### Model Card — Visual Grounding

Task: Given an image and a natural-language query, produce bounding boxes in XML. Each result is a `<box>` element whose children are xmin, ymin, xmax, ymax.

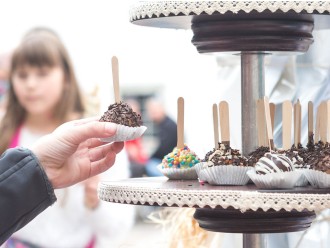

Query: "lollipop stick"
<box><xmin>177</xmin><ymin>97</ymin><xmax>184</xmax><ymax>149</ymax></box>
<box><xmin>258</xmin><ymin>98</ymin><xmax>268</xmax><ymax>146</ymax></box>
<box><xmin>320</xmin><ymin>101</ymin><xmax>327</xmax><ymax>143</ymax></box>
<box><xmin>327</xmin><ymin>100</ymin><xmax>330</xmax><ymax>143</ymax></box>
<box><xmin>315</xmin><ymin>103</ymin><xmax>321</xmax><ymax>143</ymax></box>
<box><xmin>256</xmin><ymin>99</ymin><xmax>263</xmax><ymax>147</ymax></box>
<box><xmin>270</xmin><ymin>102</ymin><xmax>276</xmax><ymax>136</ymax></box>
<box><xmin>219</xmin><ymin>101</ymin><xmax>230</xmax><ymax>147</ymax></box>
<box><xmin>212</xmin><ymin>104</ymin><xmax>220</xmax><ymax>149</ymax></box>
<box><xmin>308</xmin><ymin>101</ymin><xmax>313</xmax><ymax>143</ymax></box>
<box><xmin>294</xmin><ymin>100</ymin><xmax>301</xmax><ymax>147</ymax></box>
<box><xmin>282</xmin><ymin>100</ymin><xmax>292</xmax><ymax>150</ymax></box>
<box><xmin>263</xmin><ymin>96</ymin><xmax>274</xmax><ymax>151</ymax></box>
<box><xmin>112</xmin><ymin>56</ymin><xmax>120</xmax><ymax>103</ymax></box>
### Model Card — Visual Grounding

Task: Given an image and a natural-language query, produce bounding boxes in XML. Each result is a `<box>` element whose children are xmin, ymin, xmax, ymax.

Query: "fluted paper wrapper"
<box><xmin>294</xmin><ymin>169</ymin><xmax>309</xmax><ymax>187</ymax></box>
<box><xmin>202</xmin><ymin>165</ymin><xmax>253</xmax><ymax>185</ymax></box>
<box><xmin>194</xmin><ymin>162</ymin><xmax>208</xmax><ymax>181</ymax></box>
<box><xmin>100</xmin><ymin>125</ymin><xmax>147</xmax><ymax>142</ymax></box>
<box><xmin>304</xmin><ymin>169</ymin><xmax>330</xmax><ymax>188</ymax></box>
<box><xmin>247</xmin><ymin>170</ymin><xmax>302</xmax><ymax>189</ymax></box>
<box><xmin>157</xmin><ymin>164</ymin><xmax>198</xmax><ymax>180</ymax></box>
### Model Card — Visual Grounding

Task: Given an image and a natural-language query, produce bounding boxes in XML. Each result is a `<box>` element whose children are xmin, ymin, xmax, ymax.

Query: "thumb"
<box><xmin>57</xmin><ymin>121</ymin><xmax>117</xmax><ymax>145</ymax></box>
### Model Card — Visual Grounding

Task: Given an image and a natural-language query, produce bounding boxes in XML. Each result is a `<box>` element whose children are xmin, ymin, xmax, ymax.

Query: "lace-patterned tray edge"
<box><xmin>98</xmin><ymin>183</ymin><xmax>330</xmax><ymax>213</ymax></box>
<box><xmin>129</xmin><ymin>1</ymin><xmax>330</xmax><ymax>21</ymax></box>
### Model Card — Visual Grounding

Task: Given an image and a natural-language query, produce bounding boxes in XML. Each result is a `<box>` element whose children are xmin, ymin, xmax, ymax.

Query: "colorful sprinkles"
<box><xmin>162</xmin><ymin>145</ymin><xmax>200</xmax><ymax>169</ymax></box>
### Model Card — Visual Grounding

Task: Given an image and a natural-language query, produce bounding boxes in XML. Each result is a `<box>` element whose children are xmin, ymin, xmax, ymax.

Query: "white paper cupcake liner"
<box><xmin>157</xmin><ymin>164</ymin><xmax>198</xmax><ymax>180</ymax></box>
<box><xmin>100</xmin><ymin>125</ymin><xmax>147</xmax><ymax>142</ymax></box>
<box><xmin>303</xmin><ymin>169</ymin><xmax>330</xmax><ymax>188</ymax></box>
<box><xmin>194</xmin><ymin>162</ymin><xmax>208</xmax><ymax>181</ymax></box>
<box><xmin>247</xmin><ymin>170</ymin><xmax>302</xmax><ymax>189</ymax></box>
<box><xmin>201</xmin><ymin>165</ymin><xmax>253</xmax><ymax>186</ymax></box>
<box><xmin>294</xmin><ymin>169</ymin><xmax>309</xmax><ymax>187</ymax></box>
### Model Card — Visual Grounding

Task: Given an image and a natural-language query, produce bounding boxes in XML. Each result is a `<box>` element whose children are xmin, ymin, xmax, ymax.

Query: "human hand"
<box><xmin>30</xmin><ymin>117</ymin><xmax>124</xmax><ymax>189</ymax></box>
<box><xmin>84</xmin><ymin>175</ymin><xmax>100</xmax><ymax>210</ymax></box>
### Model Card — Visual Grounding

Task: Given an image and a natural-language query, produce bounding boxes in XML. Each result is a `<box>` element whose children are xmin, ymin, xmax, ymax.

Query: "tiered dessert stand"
<box><xmin>98</xmin><ymin>2</ymin><xmax>330</xmax><ymax>248</ymax></box>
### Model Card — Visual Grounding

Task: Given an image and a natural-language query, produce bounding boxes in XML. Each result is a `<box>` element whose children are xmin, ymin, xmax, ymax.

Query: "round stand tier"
<box><xmin>194</xmin><ymin>208</ymin><xmax>315</xmax><ymax>233</ymax></box>
<box><xmin>99</xmin><ymin>177</ymin><xmax>330</xmax><ymax>233</ymax></box>
<box><xmin>130</xmin><ymin>1</ymin><xmax>330</xmax><ymax>54</ymax></box>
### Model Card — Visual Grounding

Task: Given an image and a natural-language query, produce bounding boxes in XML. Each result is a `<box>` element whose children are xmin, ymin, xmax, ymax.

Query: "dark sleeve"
<box><xmin>0</xmin><ymin>148</ymin><xmax>57</xmax><ymax>245</ymax></box>
<box><xmin>152</xmin><ymin>117</ymin><xmax>178</xmax><ymax>160</ymax></box>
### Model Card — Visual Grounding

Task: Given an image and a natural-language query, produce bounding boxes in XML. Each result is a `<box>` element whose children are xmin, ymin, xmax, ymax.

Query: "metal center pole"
<box><xmin>241</xmin><ymin>52</ymin><xmax>266</xmax><ymax>248</ymax></box>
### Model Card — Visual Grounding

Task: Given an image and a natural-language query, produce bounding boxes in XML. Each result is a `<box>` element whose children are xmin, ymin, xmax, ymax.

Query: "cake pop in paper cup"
<box><xmin>158</xmin><ymin>144</ymin><xmax>200</xmax><ymax>180</ymax></box>
<box><xmin>99</xmin><ymin>101</ymin><xmax>147</xmax><ymax>142</ymax></box>
<box><xmin>99</xmin><ymin>56</ymin><xmax>146</xmax><ymax>142</ymax></box>
<box><xmin>247</xmin><ymin>152</ymin><xmax>302</xmax><ymax>189</ymax></box>
<box><xmin>198</xmin><ymin>102</ymin><xmax>252</xmax><ymax>185</ymax></box>
<box><xmin>200</xmin><ymin>142</ymin><xmax>252</xmax><ymax>185</ymax></box>
<box><xmin>158</xmin><ymin>97</ymin><xmax>200</xmax><ymax>180</ymax></box>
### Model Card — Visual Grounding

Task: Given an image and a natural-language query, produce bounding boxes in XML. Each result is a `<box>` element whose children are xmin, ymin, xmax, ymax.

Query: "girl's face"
<box><xmin>12</xmin><ymin>65</ymin><xmax>65</xmax><ymax>116</ymax></box>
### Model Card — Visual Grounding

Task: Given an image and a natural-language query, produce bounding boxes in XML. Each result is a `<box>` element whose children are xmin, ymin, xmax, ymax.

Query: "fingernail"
<box><xmin>104</xmin><ymin>123</ymin><xmax>117</xmax><ymax>134</ymax></box>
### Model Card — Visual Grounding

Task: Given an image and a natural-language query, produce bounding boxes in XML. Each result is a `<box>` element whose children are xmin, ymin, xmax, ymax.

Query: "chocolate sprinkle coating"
<box><xmin>304</xmin><ymin>140</ymin><xmax>330</xmax><ymax>174</ymax></box>
<box><xmin>203</xmin><ymin>142</ymin><xmax>249</xmax><ymax>167</ymax></box>
<box><xmin>247</xmin><ymin>146</ymin><xmax>270</xmax><ymax>167</ymax></box>
<box><xmin>99</xmin><ymin>101</ymin><xmax>143</xmax><ymax>127</ymax></box>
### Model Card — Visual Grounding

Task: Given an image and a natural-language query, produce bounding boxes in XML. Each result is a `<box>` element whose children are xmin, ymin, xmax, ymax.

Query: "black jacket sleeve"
<box><xmin>0</xmin><ymin>148</ymin><xmax>57</xmax><ymax>245</ymax></box>
<box><xmin>152</xmin><ymin>116</ymin><xmax>178</xmax><ymax>160</ymax></box>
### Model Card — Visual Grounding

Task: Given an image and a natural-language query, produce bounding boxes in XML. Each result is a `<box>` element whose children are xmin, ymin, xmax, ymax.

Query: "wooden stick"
<box><xmin>112</xmin><ymin>56</ymin><xmax>120</xmax><ymax>103</ymax></box>
<box><xmin>263</xmin><ymin>96</ymin><xmax>274</xmax><ymax>150</ymax></box>
<box><xmin>256</xmin><ymin>99</ymin><xmax>263</xmax><ymax>147</ymax></box>
<box><xmin>327</xmin><ymin>100</ymin><xmax>330</xmax><ymax>143</ymax></box>
<box><xmin>315</xmin><ymin>103</ymin><xmax>321</xmax><ymax>143</ymax></box>
<box><xmin>282</xmin><ymin>100</ymin><xmax>292</xmax><ymax>150</ymax></box>
<box><xmin>219</xmin><ymin>101</ymin><xmax>230</xmax><ymax>146</ymax></box>
<box><xmin>258</xmin><ymin>98</ymin><xmax>268</xmax><ymax>146</ymax></box>
<box><xmin>308</xmin><ymin>101</ymin><xmax>313</xmax><ymax>143</ymax></box>
<box><xmin>294</xmin><ymin>100</ymin><xmax>301</xmax><ymax>147</ymax></box>
<box><xmin>270</xmin><ymin>102</ymin><xmax>276</xmax><ymax>136</ymax></box>
<box><xmin>320</xmin><ymin>102</ymin><xmax>327</xmax><ymax>143</ymax></box>
<box><xmin>177</xmin><ymin>97</ymin><xmax>185</xmax><ymax>149</ymax></box>
<box><xmin>212</xmin><ymin>104</ymin><xmax>220</xmax><ymax>149</ymax></box>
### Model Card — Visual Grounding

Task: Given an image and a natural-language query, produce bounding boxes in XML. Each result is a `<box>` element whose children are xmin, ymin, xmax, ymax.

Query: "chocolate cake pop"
<box><xmin>99</xmin><ymin>101</ymin><xmax>142</xmax><ymax>127</ymax></box>
<box><xmin>203</xmin><ymin>143</ymin><xmax>248</xmax><ymax>167</ymax></box>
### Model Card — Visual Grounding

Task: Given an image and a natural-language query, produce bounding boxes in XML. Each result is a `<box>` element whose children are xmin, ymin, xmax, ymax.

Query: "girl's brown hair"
<box><xmin>0</xmin><ymin>27</ymin><xmax>85</xmax><ymax>154</ymax></box>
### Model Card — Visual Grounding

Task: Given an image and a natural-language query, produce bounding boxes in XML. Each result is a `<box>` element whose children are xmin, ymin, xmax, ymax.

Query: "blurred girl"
<box><xmin>0</xmin><ymin>27</ymin><xmax>134</xmax><ymax>248</ymax></box>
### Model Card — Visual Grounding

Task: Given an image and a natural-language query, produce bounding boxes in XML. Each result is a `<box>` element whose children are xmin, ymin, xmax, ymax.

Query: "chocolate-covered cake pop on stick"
<box><xmin>304</xmin><ymin>100</ymin><xmax>330</xmax><ymax>188</ymax></box>
<box><xmin>200</xmin><ymin>101</ymin><xmax>251</xmax><ymax>185</ymax></box>
<box><xmin>282</xmin><ymin>100</ymin><xmax>309</xmax><ymax>186</ymax></box>
<box><xmin>247</xmin><ymin>96</ymin><xmax>301</xmax><ymax>189</ymax></box>
<box><xmin>99</xmin><ymin>56</ymin><xmax>147</xmax><ymax>142</ymax></box>
<box><xmin>159</xmin><ymin>97</ymin><xmax>200</xmax><ymax>180</ymax></box>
